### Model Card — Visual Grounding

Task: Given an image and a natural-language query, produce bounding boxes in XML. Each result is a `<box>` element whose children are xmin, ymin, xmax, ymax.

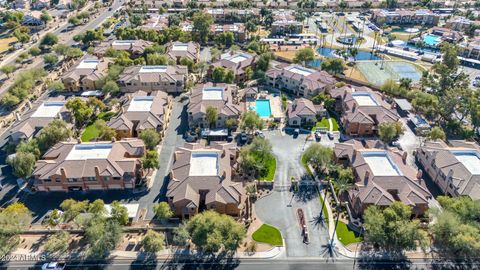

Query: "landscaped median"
<box><xmin>257</xmin><ymin>154</ymin><xmax>276</xmax><ymax>182</ymax></box>
<box><xmin>252</xmin><ymin>224</ymin><xmax>283</xmax><ymax>246</ymax></box>
<box><xmin>312</xmin><ymin>118</ymin><xmax>339</xmax><ymax>132</ymax></box>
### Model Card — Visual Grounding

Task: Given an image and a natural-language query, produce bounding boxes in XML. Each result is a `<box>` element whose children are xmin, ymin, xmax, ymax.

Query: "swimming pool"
<box><xmin>255</xmin><ymin>99</ymin><xmax>271</xmax><ymax>118</ymax></box>
<box><xmin>423</xmin><ymin>34</ymin><xmax>441</xmax><ymax>46</ymax></box>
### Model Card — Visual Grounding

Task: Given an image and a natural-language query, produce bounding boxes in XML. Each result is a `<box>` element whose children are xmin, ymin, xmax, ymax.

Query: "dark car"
<box><xmin>184</xmin><ymin>132</ymin><xmax>197</xmax><ymax>142</ymax></box>
<box><xmin>239</xmin><ymin>132</ymin><xmax>248</xmax><ymax>144</ymax></box>
<box><xmin>315</xmin><ymin>131</ymin><xmax>321</xmax><ymax>141</ymax></box>
<box><xmin>293</xmin><ymin>128</ymin><xmax>300</xmax><ymax>138</ymax></box>
<box><xmin>327</xmin><ymin>132</ymin><xmax>334</xmax><ymax>140</ymax></box>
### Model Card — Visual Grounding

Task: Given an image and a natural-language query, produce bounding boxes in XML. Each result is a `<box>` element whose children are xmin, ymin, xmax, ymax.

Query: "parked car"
<box><xmin>390</xmin><ymin>141</ymin><xmax>403</xmax><ymax>150</ymax></box>
<box><xmin>327</xmin><ymin>132</ymin><xmax>334</xmax><ymax>140</ymax></box>
<box><xmin>293</xmin><ymin>128</ymin><xmax>300</xmax><ymax>138</ymax></box>
<box><xmin>42</xmin><ymin>262</ymin><xmax>65</xmax><ymax>270</ymax></box>
<box><xmin>315</xmin><ymin>131</ymin><xmax>321</xmax><ymax>141</ymax></box>
<box><xmin>240</xmin><ymin>132</ymin><xmax>248</xmax><ymax>144</ymax></box>
<box><xmin>255</xmin><ymin>130</ymin><xmax>265</xmax><ymax>138</ymax></box>
<box><xmin>184</xmin><ymin>131</ymin><xmax>197</xmax><ymax>142</ymax></box>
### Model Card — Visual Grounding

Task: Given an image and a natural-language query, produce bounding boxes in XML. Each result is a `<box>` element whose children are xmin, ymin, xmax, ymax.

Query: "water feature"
<box><xmin>316</xmin><ymin>48</ymin><xmax>382</xmax><ymax>61</ymax></box>
<box><xmin>254</xmin><ymin>99</ymin><xmax>272</xmax><ymax>118</ymax></box>
<box><xmin>423</xmin><ymin>34</ymin><xmax>441</xmax><ymax>47</ymax></box>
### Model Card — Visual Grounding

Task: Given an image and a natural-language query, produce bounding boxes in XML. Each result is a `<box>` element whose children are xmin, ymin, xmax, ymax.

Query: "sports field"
<box><xmin>356</xmin><ymin>60</ymin><xmax>424</xmax><ymax>86</ymax></box>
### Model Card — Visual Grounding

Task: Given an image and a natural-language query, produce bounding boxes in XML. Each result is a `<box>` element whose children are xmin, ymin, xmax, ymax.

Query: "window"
<box><xmin>103</xmin><ymin>176</ymin><xmax>110</xmax><ymax>182</ymax></box>
<box><xmin>86</xmin><ymin>177</ymin><xmax>96</xmax><ymax>181</ymax></box>
<box><xmin>113</xmin><ymin>177</ymin><xmax>121</xmax><ymax>181</ymax></box>
<box><xmin>67</xmin><ymin>178</ymin><xmax>77</xmax><ymax>182</ymax></box>
<box><xmin>44</xmin><ymin>179</ymin><xmax>52</xmax><ymax>182</ymax></box>
<box><xmin>55</xmin><ymin>178</ymin><xmax>61</xmax><ymax>183</ymax></box>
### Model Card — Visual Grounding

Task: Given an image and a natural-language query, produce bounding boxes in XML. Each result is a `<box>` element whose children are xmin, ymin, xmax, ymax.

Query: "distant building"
<box><xmin>22</xmin><ymin>12</ymin><xmax>46</xmax><ymax>31</ymax></box>
<box><xmin>32</xmin><ymin>0</ymin><xmax>50</xmax><ymax>9</ymax></box>
<box><xmin>8</xmin><ymin>100</ymin><xmax>69</xmax><ymax>142</ymax></box>
<box><xmin>32</xmin><ymin>139</ymin><xmax>146</xmax><ymax>192</ymax></box>
<box><xmin>335</xmin><ymin>139</ymin><xmax>431</xmax><ymax>217</ymax></box>
<box><xmin>167</xmin><ymin>142</ymin><xmax>244</xmax><ymax>218</ymax></box>
<box><xmin>287</xmin><ymin>98</ymin><xmax>325</xmax><ymax>127</ymax></box>
<box><xmin>445</xmin><ymin>16</ymin><xmax>480</xmax><ymax>32</ymax></box>
<box><xmin>460</xmin><ymin>37</ymin><xmax>480</xmax><ymax>60</ymax></box>
<box><xmin>165</xmin><ymin>41</ymin><xmax>200</xmax><ymax>64</ymax></box>
<box><xmin>187</xmin><ymin>83</ymin><xmax>242</xmax><ymax>129</ymax></box>
<box><xmin>430</xmin><ymin>27</ymin><xmax>464</xmax><ymax>43</ymax></box>
<box><xmin>61</xmin><ymin>57</ymin><xmax>111</xmax><ymax>92</ymax></box>
<box><xmin>108</xmin><ymin>91</ymin><xmax>171</xmax><ymax>139</ymax></box>
<box><xmin>266</xmin><ymin>64</ymin><xmax>336</xmax><ymax>97</ymax></box>
<box><xmin>416</xmin><ymin>140</ymin><xmax>480</xmax><ymax>200</ymax></box>
<box><xmin>271</xmin><ymin>10</ymin><xmax>303</xmax><ymax>36</ymax></box>
<box><xmin>93</xmin><ymin>40</ymin><xmax>154</xmax><ymax>58</ymax></box>
<box><xmin>371</xmin><ymin>9</ymin><xmax>439</xmax><ymax>26</ymax></box>
<box><xmin>210</xmin><ymin>23</ymin><xmax>247</xmax><ymax>42</ymax></box>
<box><xmin>329</xmin><ymin>86</ymin><xmax>400</xmax><ymax>136</ymax></box>
<box><xmin>118</xmin><ymin>65</ymin><xmax>188</xmax><ymax>93</ymax></box>
<box><xmin>140</xmin><ymin>14</ymin><xmax>170</xmax><ymax>31</ymax></box>
<box><xmin>208</xmin><ymin>52</ymin><xmax>256</xmax><ymax>83</ymax></box>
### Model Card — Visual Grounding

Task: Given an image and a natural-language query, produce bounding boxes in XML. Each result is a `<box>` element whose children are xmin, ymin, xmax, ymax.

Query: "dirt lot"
<box><xmin>0</xmin><ymin>37</ymin><xmax>17</xmax><ymax>54</ymax></box>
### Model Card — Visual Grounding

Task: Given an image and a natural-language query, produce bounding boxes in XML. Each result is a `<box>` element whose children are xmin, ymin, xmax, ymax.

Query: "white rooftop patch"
<box><xmin>31</xmin><ymin>101</ymin><xmax>65</xmax><ymax>118</ymax></box>
<box><xmin>202</xmin><ymin>87</ymin><xmax>224</xmax><ymax>100</ymax></box>
<box><xmin>140</xmin><ymin>66</ymin><xmax>167</xmax><ymax>73</ymax></box>
<box><xmin>112</xmin><ymin>40</ymin><xmax>135</xmax><ymax>45</ymax></box>
<box><xmin>77</xmin><ymin>59</ymin><xmax>99</xmax><ymax>69</ymax></box>
<box><xmin>225</xmin><ymin>53</ymin><xmax>251</xmax><ymax>63</ymax></box>
<box><xmin>451</xmin><ymin>150</ymin><xmax>480</xmax><ymax>175</ymax></box>
<box><xmin>65</xmin><ymin>144</ymin><xmax>112</xmax><ymax>160</ymax></box>
<box><xmin>127</xmin><ymin>96</ymin><xmax>154</xmax><ymax>112</ymax></box>
<box><xmin>189</xmin><ymin>151</ymin><xmax>219</xmax><ymax>176</ymax></box>
<box><xmin>172</xmin><ymin>44</ymin><xmax>189</xmax><ymax>51</ymax></box>
<box><xmin>362</xmin><ymin>152</ymin><xmax>402</xmax><ymax>176</ymax></box>
<box><xmin>352</xmin><ymin>92</ymin><xmax>378</xmax><ymax>106</ymax></box>
<box><xmin>286</xmin><ymin>65</ymin><xmax>314</xmax><ymax>76</ymax></box>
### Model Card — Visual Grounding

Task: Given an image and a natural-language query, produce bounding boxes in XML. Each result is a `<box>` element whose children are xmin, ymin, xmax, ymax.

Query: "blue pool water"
<box><xmin>423</xmin><ymin>34</ymin><xmax>441</xmax><ymax>46</ymax></box>
<box><xmin>255</xmin><ymin>99</ymin><xmax>271</xmax><ymax>117</ymax></box>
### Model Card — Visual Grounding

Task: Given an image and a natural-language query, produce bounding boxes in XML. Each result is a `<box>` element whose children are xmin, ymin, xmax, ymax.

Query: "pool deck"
<box><xmin>247</xmin><ymin>93</ymin><xmax>284</xmax><ymax>121</ymax></box>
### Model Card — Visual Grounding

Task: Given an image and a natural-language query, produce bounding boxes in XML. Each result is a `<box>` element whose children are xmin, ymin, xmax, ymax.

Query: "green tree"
<box><xmin>110</xmin><ymin>201</ymin><xmax>129</xmax><ymax>226</ymax></box>
<box><xmin>1</xmin><ymin>93</ymin><xmax>21</xmax><ymax>108</ymax></box>
<box><xmin>224</xmin><ymin>69</ymin><xmax>235</xmax><ymax>83</ymax></box>
<box><xmin>186</xmin><ymin>211</ymin><xmax>246</xmax><ymax>253</ymax></box>
<box><xmin>60</xmin><ymin>199</ymin><xmax>89</xmax><ymax>222</ymax></box>
<box><xmin>16</xmin><ymin>140</ymin><xmax>40</xmax><ymax>159</ymax></box>
<box><xmin>7</xmin><ymin>151</ymin><xmax>36</xmax><ymax>179</ymax></box>
<box><xmin>378</xmin><ymin>122</ymin><xmax>403</xmax><ymax>144</ymax></box>
<box><xmin>192</xmin><ymin>12</ymin><xmax>213</xmax><ymax>44</ymax></box>
<box><xmin>85</xmin><ymin>219</ymin><xmax>122</xmax><ymax>258</ymax></box>
<box><xmin>240</xmin><ymin>111</ymin><xmax>263</xmax><ymax>134</ymax></box>
<box><xmin>212</xmin><ymin>66</ymin><xmax>226</xmax><ymax>83</ymax></box>
<box><xmin>40</xmin><ymin>11</ymin><xmax>52</xmax><ymax>24</ymax></box>
<box><xmin>43</xmin><ymin>53</ymin><xmax>59</xmax><ymax>66</ymax></box>
<box><xmin>0</xmin><ymin>65</ymin><xmax>15</xmax><ymax>78</ymax></box>
<box><xmin>13</xmin><ymin>28</ymin><xmax>30</xmax><ymax>43</ymax></box>
<box><xmin>142</xmin><ymin>150</ymin><xmax>159</xmax><ymax>172</ymax></box>
<box><xmin>153</xmin><ymin>202</ymin><xmax>173</xmax><ymax>221</ymax></box>
<box><xmin>173</xmin><ymin>223</ymin><xmax>190</xmax><ymax>246</ymax></box>
<box><xmin>206</xmin><ymin>106</ymin><xmax>218</xmax><ymax>128</ymax></box>
<box><xmin>139</xmin><ymin>129</ymin><xmax>161</xmax><ymax>150</ymax></box>
<box><xmin>0</xmin><ymin>203</ymin><xmax>32</xmax><ymax>256</ymax></box>
<box><xmin>36</xmin><ymin>119</ymin><xmax>72</xmax><ymax>152</ymax></box>
<box><xmin>68</xmin><ymin>16</ymin><xmax>81</xmax><ymax>25</ymax></box>
<box><xmin>225</xmin><ymin>118</ymin><xmax>238</xmax><ymax>130</ymax></box>
<box><xmin>293</xmin><ymin>47</ymin><xmax>315</xmax><ymax>65</ymax></box>
<box><xmin>321</xmin><ymin>58</ymin><xmax>344</xmax><ymax>75</ymax></box>
<box><xmin>364</xmin><ymin>202</ymin><xmax>427</xmax><ymax>254</ymax></box>
<box><xmin>142</xmin><ymin>230</ymin><xmax>165</xmax><ymax>253</ymax></box>
<box><xmin>29</xmin><ymin>47</ymin><xmax>41</xmax><ymax>56</ymax></box>
<box><xmin>94</xmin><ymin>119</ymin><xmax>116</xmax><ymax>141</ymax></box>
<box><xmin>302</xmin><ymin>143</ymin><xmax>333</xmax><ymax>174</ymax></box>
<box><xmin>43</xmin><ymin>231</ymin><xmax>70</xmax><ymax>255</ymax></box>
<box><xmin>66</xmin><ymin>98</ymin><xmax>94</xmax><ymax>129</ymax></box>
<box><xmin>102</xmin><ymin>80</ymin><xmax>119</xmax><ymax>94</ymax></box>
<box><xmin>40</xmin><ymin>33</ymin><xmax>59</xmax><ymax>47</ymax></box>
<box><xmin>427</xmin><ymin>126</ymin><xmax>446</xmax><ymax>141</ymax></box>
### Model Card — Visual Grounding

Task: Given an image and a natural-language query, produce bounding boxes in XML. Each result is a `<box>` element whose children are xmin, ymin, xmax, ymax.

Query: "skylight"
<box><xmin>139</xmin><ymin>66</ymin><xmax>168</xmax><ymax>73</ymax></box>
<box><xmin>31</xmin><ymin>102</ymin><xmax>65</xmax><ymax>118</ymax></box>
<box><xmin>362</xmin><ymin>151</ymin><xmax>402</xmax><ymax>176</ymax></box>
<box><xmin>189</xmin><ymin>151</ymin><xmax>219</xmax><ymax>176</ymax></box>
<box><xmin>127</xmin><ymin>96</ymin><xmax>154</xmax><ymax>112</ymax></box>
<box><xmin>65</xmin><ymin>144</ymin><xmax>112</xmax><ymax>160</ymax></box>
<box><xmin>202</xmin><ymin>87</ymin><xmax>224</xmax><ymax>100</ymax></box>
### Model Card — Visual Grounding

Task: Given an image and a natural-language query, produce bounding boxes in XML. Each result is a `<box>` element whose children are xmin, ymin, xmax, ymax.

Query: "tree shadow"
<box><xmin>310</xmin><ymin>213</ymin><xmax>327</xmax><ymax>229</ymax></box>
<box><xmin>294</xmin><ymin>180</ymin><xmax>318</xmax><ymax>203</ymax></box>
<box><xmin>159</xmin><ymin>250</ymin><xmax>240</xmax><ymax>270</ymax></box>
<box><xmin>30</xmin><ymin>234</ymin><xmax>49</xmax><ymax>252</ymax></box>
<box><xmin>356</xmin><ymin>252</ymin><xmax>412</xmax><ymax>270</ymax></box>
<box><xmin>129</xmin><ymin>252</ymin><xmax>158</xmax><ymax>270</ymax></box>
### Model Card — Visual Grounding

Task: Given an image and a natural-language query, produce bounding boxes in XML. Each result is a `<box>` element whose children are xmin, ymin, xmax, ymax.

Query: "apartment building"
<box><xmin>445</xmin><ymin>16</ymin><xmax>480</xmax><ymax>32</ymax></box>
<box><xmin>165</xmin><ymin>41</ymin><xmax>200</xmax><ymax>64</ymax></box>
<box><xmin>416</xmin><ymin>140</ymin><xmax>480</xmax><ymax>200</ymax></box>
<box><xmin>140</xmin><ymin>13</ymin><xmax>170</xmax><ymax>31</ymax></box>
<box><xmin>329</xmin><ymin>86</ymin><xmax>400</xmax><ymax>136</ymax></box>
<box><xmin>460</xmin><ymin>38</ymin><xmax>480</xmax><ymax>60</ymax></box>
<box><xmin>208</xmin><ymin>52</ymin><xmax>256</xmax><ymax>83</ymax></box>
<box><xmin>287</xmin><ymin>98</ymin><xmax>325</xmax><ymax>127</ymax></box>
<box><xmin>61</xmin><ymin>57</ymin><xmax>111</xmax><ymax>92</ymax></box>
<box><xmin>187</xmin><ymin>83</ymin><xmax>242</xmax><ymax>129</ymax></box>
<box><xmin>266</xmin><ymin>64</ymin><xmax>336</xmax><ymax>97</ymax></box>
<box><xmin>108</xmin><ymin>91</ymin><xmax>171</xmax><ymax>139</ymax></box>
<box><xmin>371</xmin><ymin>9</ymin><xmax>439</xmax><ymax>26</ymax></box>
<box><xmin>335</xmin><ymin>139</ymin><xmax>432</xmax><ymax>217</ymax></box>
<box><xmin>32</xmin><ymin>139</ymin><xmax>146</xmax><ymax>192</ymax></box>
<box><xmin>8</xmin><ymin>100</ymin><xmax>69</xmax><ymax>142</ymax></box>
<box><xmin>167</xmin><ymin>142</ymin><xmax>244</xmax><ymax>218</ymax></box>
<box><xmin>211</xmin><ymin>23</ymin><xmax>247</xmax><ymax>42</ymax></box>
<box><xmin>118</xmin><ymin>65</ymin><xmax>188</xmax><ymax>93</ymax></box>
<box><xmin>93</xmin><ymin>40</ymin><xmax>154</xmax><ymax>58</ymax></box>
<box><xmin>271</xmin><ymin>10</ymin><xmax>303</xmax><ymax>36</ymax></box>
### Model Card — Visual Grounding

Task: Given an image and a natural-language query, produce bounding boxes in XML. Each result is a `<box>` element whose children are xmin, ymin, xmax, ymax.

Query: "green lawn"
<box><xmin>312</xmin><ymin>118</ymin><xmax>339</xmax><ymax>132</ymax></box>
<box><xmin>336</xmin><ymin>221</ymin><xmax>362</xmax><ymax>246</ymax></box>
<box><xmin>252</xmin><ymin>224</ymin><xmax>283</xmax><ymax>246</ymax></box>
<box><xmin>81</xmin><ymin>123</ymin><xmax>99</xmax><ymax>142</ymax></box>
<box><xmin>258</xmin><ymin>154</ymin><xmax>276</xmax><ymax>182</ymax></box>
<box><xmin>80</xmin><ymin>111</ymin><xmax>116</xmax><ymax>142</ymax></box>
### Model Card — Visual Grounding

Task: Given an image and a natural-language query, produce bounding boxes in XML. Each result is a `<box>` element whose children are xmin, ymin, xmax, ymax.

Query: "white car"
<box><xmin>42</xmin><ymin>262</ymin><xmax>65</xmax><ymax>270</ymax></box>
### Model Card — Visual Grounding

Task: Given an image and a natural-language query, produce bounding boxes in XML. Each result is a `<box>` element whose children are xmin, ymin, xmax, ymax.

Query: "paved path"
<box><xmin>255</xmin><ymin>130</ymin><xmax>329</xmax><ymax>257</ymax></box>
